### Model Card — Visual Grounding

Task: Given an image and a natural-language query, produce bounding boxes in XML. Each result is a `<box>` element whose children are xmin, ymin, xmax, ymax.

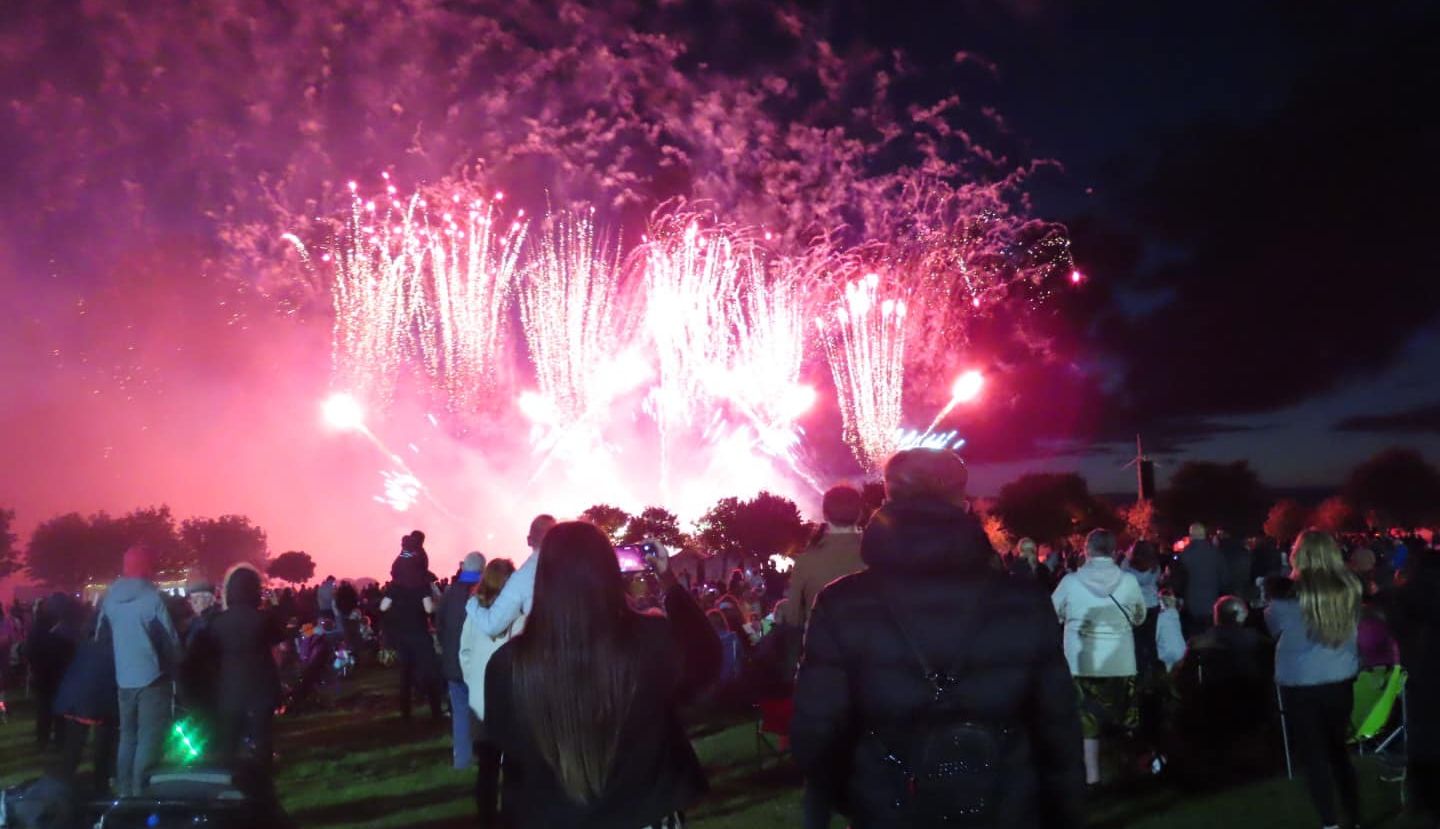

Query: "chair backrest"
<box><xmin>1351</xmin><ymin>665</ymin><xmax>1406</xmax><ymax>742</ymax></box>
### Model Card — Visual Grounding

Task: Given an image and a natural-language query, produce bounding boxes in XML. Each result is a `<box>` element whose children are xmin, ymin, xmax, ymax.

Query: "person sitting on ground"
<box><xmin>1052</xmin><ymin>528</ymin><xmax>1148</xmax><ymax>787</ymax></box>
<box><xmin>780</xmin><ymin>485</ymin><xmax>865</xmax><ymax>630</ymax></box>
<box><xmin>1266</xmin><ymin>530</ymin><xmax>1361</xmax><ymax>829</ymax></box>
<box><xmin>793</xmin><ymin>449</ymin><xmax>1084</xmax><ymax>829</ymax></box>
<box><xmin>99</xmin><ymin>544</ymin><xmax>181</xmax><ymax>797</ymax></box>
<box><xmin>459</xmin><ymin>557</ymin><xmax>520</xmax><ymax>829</ymax></box>
<box><xmin>484</xmin><ymin>524</ymin><xmax>720</xmax><ymax>829</ymax></box>
<box><xmin>1185</xmin><ymin>596</ymin><xmax>1270</xmax><ymax>681</ymax></box>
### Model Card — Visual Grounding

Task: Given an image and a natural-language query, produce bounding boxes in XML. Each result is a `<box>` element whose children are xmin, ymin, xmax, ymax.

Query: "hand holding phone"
<box><xmin>643</xmin><ymin>538</ymin><xmax>671</xmax><ymax>575</ymax></box>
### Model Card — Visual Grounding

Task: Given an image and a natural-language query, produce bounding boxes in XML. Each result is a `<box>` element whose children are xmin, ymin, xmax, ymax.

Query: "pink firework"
<box><xmin>818</xmin><ymin>272</ymin><xmax>908</xmax><ymax>470</ymax></box>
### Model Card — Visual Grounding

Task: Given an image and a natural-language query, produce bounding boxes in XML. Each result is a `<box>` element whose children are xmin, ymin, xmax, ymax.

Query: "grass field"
<box><xmin>0</xmin><ymin>670</ymin><xmax>1419</xmax><ymax>828</ymax></box>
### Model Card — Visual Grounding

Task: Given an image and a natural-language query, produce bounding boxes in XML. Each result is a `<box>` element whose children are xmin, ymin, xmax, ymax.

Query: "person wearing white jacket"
<box><xmin>1052</xmin><ymin>529</ymin><xmax>1147</xmax><ymax>785</ymax></box>
<box><xmin>465</xmin><ymin>514</ymin><xmax>554</xmax><ymax>639</ymax></box>
<box><xmin>459</xmin><ymin>558</ymin><xmax>525</xmax><ymax>829</ymax></box>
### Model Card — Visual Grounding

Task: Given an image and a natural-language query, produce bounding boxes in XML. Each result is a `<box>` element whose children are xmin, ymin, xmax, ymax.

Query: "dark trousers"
<box><xmin>396</xmin><ymin>637</ymin><xmax>442</xmax><ymax>721</ymax></box>
<box><xmin>60</xmin><ymin>718</ymin><xmax>116</xmax><ymax>794</ymax></box>
<box><xmin>801</xmin><ymin>782</ymin><xmax>833</xmax><ymax>829</ymax></box>
<box><xmin>1282</xmin><ymin>682</ymin><xmax>1359</xmax><ymax>826</ymax></box>
<box><xmin>34</xmin><ymin>683</ymin><xmax>60</xmax><ymax>747</ymax></box>
<box><xmin>474</xmin><ymin>737</ymin><xmax>503</xmax><ymax>828</ymax></box>
<box><xmin>218</xmin><ymin>704</ymin><xmax>275</xmax><ymax>777</ymax></box>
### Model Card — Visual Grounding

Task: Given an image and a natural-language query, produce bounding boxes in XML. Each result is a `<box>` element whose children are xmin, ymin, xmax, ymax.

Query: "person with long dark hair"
<box><xmin>484</xmin><ymin>522</ymin><xmax>720</xmax><ymax>829</ymax></box>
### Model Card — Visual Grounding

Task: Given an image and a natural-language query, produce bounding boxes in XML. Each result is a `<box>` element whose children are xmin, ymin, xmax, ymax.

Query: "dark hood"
<box><xmin>224</xmin><ymin>565</ymin><xmax>264</xmax><ymax>609</ymax></box>
<box><xmin>860</xmin><ymin>497</ymin><xmax>997</xmax><ymax>576</ymax></box>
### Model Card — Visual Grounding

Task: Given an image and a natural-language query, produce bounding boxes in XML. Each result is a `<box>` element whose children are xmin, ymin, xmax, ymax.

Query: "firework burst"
<box><xmin>819</xmin><ymin>272</ymin><xmax>908</xmax><ymax>470</ymax></box>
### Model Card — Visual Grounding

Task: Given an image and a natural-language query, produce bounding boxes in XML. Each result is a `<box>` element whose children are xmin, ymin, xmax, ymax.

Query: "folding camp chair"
<box><xmin>755</xmin><ymin>697</ymin><xmax>794</xmax><ymax>769</ymax></box>
<box><xmin>1277</xmin><ymin>665</ymin><xmax>1408</xmax><ymax>782</ymax></box>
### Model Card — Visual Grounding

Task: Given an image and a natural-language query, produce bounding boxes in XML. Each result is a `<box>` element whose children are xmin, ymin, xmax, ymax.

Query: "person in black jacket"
<box><xmin>54</xmin><ymin>610</ymin><xmax>118</xmax><ymax>794</ymax></box>
<box><xmin>27</xmin><ymin>592</ymin><xmax>81</xmax><ymax>749</ymax></box>
<box><xmin>192</xmin><ymin>563</ymin><xmax>285</xmax><ymax>779</ymax></box>
<box><xmin>792</xmin><ymin>449</ymin><xmax>1085</xmax><ymax>829</ymax></box>
<box><xmin>1391</xmin><ymin>545</ymin><xmax>1440</xmax><ymax>822</ymax></box>
<box><xmin>484</xmin><ymin>522</ymin><xmax>721</xmax><ymax>829</ymax></box>
<box><xmin>439</xmin><ymin>551</ymin><xmax>485</xmax><ymax>769</ymax></box>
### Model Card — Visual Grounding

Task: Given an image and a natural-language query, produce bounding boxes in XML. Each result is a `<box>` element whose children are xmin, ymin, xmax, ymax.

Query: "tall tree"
<box><xmin>1158</xmin><ymin>461</ymin><xmax>1269</xmax><ymax>536</ymax></box>
<box><xmin>1344</xmin><ymin>447</ymin><xmax>1440</xmax><ymax>529</ymax></box>
<box><xmin>697</xmin><ymin>492</ymin><xmax>809</xmax><ymax>566</ymax></box>
<box><xmin>267</xmin><ymin>551</ymin><xmax>315</xmax><ymax>585</ymax></box>
<box><xmin>0</xmin><ymin>508</ymin><xmax>21</xmax><ymax>582</ymax></box>
<box><xmin>26</xmin><ymin>505</ymin><xmax>187</xmax><ymax>590</ymax></box>
<box><xmin>992</xmin><ymin>473</ymin><xmax>1116</xmax><ymax>544</ymax></box>
<box><xmin>27</xmin><ymin>512</ymin><xmax>120</xmax><ymax>590</ymax></box>
<box><xmin>1313</xmin><ymin>495</ymin><xmax>1362</xmax><ymax>535</ymax></box>
<box><xmin>621</xmin><ymin>506</ymin><xmax>687</xmax><ymax>549</ymax></box>
<box><xmin>1263</xmin><ymin>499</ymin><xmax>1312</xmax><ymax>545</ymax></box>
<box><xmin>580</xmin><ymin>504</ymin><xmax>632</xmax><ymax>542</ymax></box>
<box><xmin>181</xmin><ymin>515</ymin><xmax>269</xmax><ymax>580</ymax></box>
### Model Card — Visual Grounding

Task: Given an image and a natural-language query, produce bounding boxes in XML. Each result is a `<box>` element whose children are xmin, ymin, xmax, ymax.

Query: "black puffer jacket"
<box><xmin>792</xmin><ymin>497</ymin><xmax>1084</xmax><ymax>829</ymax></box>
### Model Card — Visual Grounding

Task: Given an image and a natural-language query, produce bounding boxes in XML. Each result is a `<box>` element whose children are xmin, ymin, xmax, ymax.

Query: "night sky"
<box><xmin>2</xmin><ymin>0</ymin><xmax>1437</xmax><ymax>580</ymax></box>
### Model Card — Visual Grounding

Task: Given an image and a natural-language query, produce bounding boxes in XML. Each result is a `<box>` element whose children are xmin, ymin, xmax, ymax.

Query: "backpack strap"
<box><xmin>874</xmin><ymin>577</ymin><xmax>983</xmax><ymax>702</ymax></box>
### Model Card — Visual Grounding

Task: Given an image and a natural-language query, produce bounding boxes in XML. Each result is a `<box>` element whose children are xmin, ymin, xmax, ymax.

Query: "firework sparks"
<box><xmin>896</xmin><ymin>428</ymin><xmax>966</xmax><ymax>452</ymax></box>
<box><xmin>518</xmin><ymin>211</ymin><xmax>635</xmax><ymax>423</ymax></box>
<box><xmin>922</xmin><ymin>369</ymin><xmax>985</xmax><ymax>435</ymax></box>
<box><xmin>819</xmin><ymin>273</ymin><xmax>908</xmax><ymax>470</ymax></box>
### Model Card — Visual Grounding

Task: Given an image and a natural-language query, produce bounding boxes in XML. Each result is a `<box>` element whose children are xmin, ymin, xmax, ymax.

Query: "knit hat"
<box><xmin>122</xmin><ymin>545</ymin><xmax>156</xmax><ymax>580</ymax></box>
<box><xmin>458</xmin><ymin>551</ymin><xmax>485</xmax><ymax>583</ymax></box>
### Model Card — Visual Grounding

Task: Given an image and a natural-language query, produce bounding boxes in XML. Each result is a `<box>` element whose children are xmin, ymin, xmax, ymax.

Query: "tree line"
<box><xmin>5</xmin><ymin>447</ymin><xmax>1436</xmax><ymax>591</ymax></box>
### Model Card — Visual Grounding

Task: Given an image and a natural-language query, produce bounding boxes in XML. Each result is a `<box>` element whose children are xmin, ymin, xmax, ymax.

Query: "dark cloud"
<box><xmin>1335</xmin><ymin>402</ymin><xmax>1440</xmax><ymax>436</ymax></box>
<box><xmin>1072</xmin><ymin>9</ymin><xmax>1440</xmax><ymax>445</ymax></box>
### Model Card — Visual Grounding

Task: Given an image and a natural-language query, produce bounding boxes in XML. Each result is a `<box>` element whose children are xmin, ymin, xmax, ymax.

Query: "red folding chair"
<box><xmin>755</xmin><ymin>697</ymin><xmax>794</xmax><ymax>768</ymax></box>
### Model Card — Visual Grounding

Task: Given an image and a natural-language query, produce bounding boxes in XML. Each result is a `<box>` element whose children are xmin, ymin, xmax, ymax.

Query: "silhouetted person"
<box><xmin>1176</xmin><ymin>523</ymin><xmax>1229</xmax><ymax>638</ymax></box>
<box><xmin>100</xmin><ymin>544</ymin><xmax>180</xmax><ymax>796</ymax></box>
<box><xmin>793</xmin><ymin>450</ymin><xmax>1084</xmax><ymax>828</ymax></box>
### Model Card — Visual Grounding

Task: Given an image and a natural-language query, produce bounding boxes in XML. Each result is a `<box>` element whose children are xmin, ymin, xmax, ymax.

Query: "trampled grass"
<box><xmin>0</xmin><ymin>670</ymin><xmax>1417</xmax><ymax>828</ymax></box>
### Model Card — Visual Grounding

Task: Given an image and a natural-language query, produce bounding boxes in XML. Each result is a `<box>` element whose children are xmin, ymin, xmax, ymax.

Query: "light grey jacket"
<box><xmin>99</xmin><ymin>577</ymin><xmax>181</xmax><ymax>689</ymax></box>
<box><xmin>1265</xmin><ymin>598</ymin><xmax>1358</xmax><ymax>687</ymax></box>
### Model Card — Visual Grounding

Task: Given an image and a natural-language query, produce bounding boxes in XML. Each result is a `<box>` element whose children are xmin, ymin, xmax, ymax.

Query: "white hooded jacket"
<box><xmin>1051</xmin><ymin>557</ymin><xmax>1147</xmax><ymax>678</ymax></box>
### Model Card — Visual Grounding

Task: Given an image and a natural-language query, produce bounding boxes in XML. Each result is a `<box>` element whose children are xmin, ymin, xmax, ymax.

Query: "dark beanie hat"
<box><xmin>225</xmin><ymin>565</ymin><xmax>264</xmax><ymax>610</ymax></box>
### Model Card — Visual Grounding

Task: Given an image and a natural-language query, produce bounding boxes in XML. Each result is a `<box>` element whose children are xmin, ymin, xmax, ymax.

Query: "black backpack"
<box><xmin>867</xmin><ymin>583</ymin><xmax>1012</xmax><ymax>825</ymax></box>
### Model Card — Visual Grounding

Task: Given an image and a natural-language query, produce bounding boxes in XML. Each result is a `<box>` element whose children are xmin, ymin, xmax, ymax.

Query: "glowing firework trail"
<box><xmin>518</xmin><ymin>211</ymin><xmax>631</xmax><ymax>423</ymax></box>
<box><xmin>922</xmin><ymin>369</ymin><xmax>985</xmax><ymax>435</ymax></box>
<box><xmin>417</xmin><ymin>194</ymin><xmax>529</xmax><ymax>412</ymax></box>
<box><xmin>320</xmin><ymin>392</ymin><xmax>453</xmax><ymax>516</ymax></box>
<box><xmin>819</xmin><ymin>273</ymin><xmax>908</xmax><ymax>470</ymax></box>
<box><xmin>896</xmin><ymin>428</ymin><xmax>966</xmax><ymax>452</ymax></box>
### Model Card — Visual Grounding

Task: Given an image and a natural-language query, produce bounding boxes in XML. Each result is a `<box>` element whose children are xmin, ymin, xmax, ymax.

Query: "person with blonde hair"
<box><xmin>1265</xmin><ymin>530</ymin><xmax>1362</xmax><ymax>829</ymax></box>
<box><xmin>459</xmin><ymin>557</ymin><xmax>519</xmax><ymax>828</ymax></box>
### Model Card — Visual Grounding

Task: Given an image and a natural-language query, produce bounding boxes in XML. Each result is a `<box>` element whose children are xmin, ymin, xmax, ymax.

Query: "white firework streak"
<box><xmin>819</xmin><ymin>273</ymin><xmax>908</xmax><ymax>470</ymax></box>
<box><xmin>518</xmin><ymin>210</ymin><xmax>630</xmax><ymax>423</ymax></box>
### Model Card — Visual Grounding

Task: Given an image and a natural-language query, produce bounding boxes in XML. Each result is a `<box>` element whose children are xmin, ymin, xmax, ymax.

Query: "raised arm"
<box><xmin>661</xmin><ymin>572</ymin><xmax>721</xmax><ymax>702</ymax></box>
<box><xmin>467</xmin><ymin>553</ymin><xmax>536</xmax><ymax>637</ymax></box>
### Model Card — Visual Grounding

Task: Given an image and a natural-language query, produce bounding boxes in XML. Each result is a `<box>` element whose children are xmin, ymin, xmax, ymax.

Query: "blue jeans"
<box><xmin>448</xmin><ymin>680</ymin><xmax>473</xmax><ymax>769</ymax></box>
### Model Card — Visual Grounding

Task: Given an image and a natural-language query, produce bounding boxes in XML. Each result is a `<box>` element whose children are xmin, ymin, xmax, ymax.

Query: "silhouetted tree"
<box><xmin>26</xmin><ymin>506</ymin><xmax>187</xmax><ymax>590</ymax></box>
<box><xmin>1343</xmin><ymin>447</ymin><xmax>1440</xmax><ymax>529</ymax></box>
<box><xmin>580</xmin><ymin>504</ymin><xmax>632</xmax><ymax>542</ymax></box>
<box><xmin>620</xmin><ymin>506</ymin><xmax>688</xmax><ymax>549</ymax></box>
<box><xmin>1313</xmin><ymin>495</ymin><xmax>1362</xmax><ymax>535</ymax></box>
<box><xmin>1158</xmin><ymin>461</ymin><xmax>1269</xmax><ymax>536</ymax></box>
<box><xmin>697</xmin><ymin>492</ymin><xmax>808</xmax><ymax>567</ymax></box>
<box><xmin>1264</xmin><ymin>499</ymin><xmax>1312</xmax><ymax>546</ymax></box>
<box><xmin>0</xmin><ymin>508</ymin><xmax>20</xmax><ymax>582</ymax></box>
<box><xmin>993</xmin><ymin>473</ymin><xmax>1117</xmax><ymax>544</ymax></box>
<box><xmin>181</xmin><ymin>515</ymin><xmax>269</xmax><ymax>580</ymax></box>
<box><xmin>267</xmin><ymin>551</ymin><xmax>316</xmax><ymax>585</ymax></box>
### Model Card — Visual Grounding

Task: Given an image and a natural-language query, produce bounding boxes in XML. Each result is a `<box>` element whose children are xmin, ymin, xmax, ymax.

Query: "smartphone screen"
<box><xmin>615</xmin><ymin>544</ymin><xmax>648</xmax><ymax>573</ymax></box>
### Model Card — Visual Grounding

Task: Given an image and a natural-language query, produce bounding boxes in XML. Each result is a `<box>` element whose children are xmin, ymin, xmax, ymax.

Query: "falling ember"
<box><xmin>819</xmin><ymin>274</ymin><xmax>907</xmax><ymax>470</ymax></box>
<box><xmin>1070</xmin><ymin>269</ymin><xmax>1084</xmax><ymax>284</ymax></box>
